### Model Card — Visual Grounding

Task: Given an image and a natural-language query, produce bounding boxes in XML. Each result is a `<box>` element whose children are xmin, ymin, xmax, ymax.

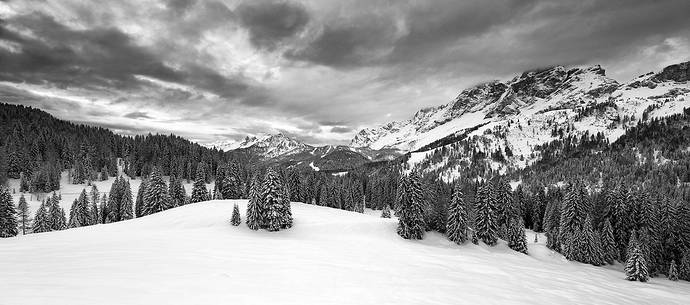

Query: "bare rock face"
<box><xmin>653</xmin><ymin>61</ymin><xmax>690</xmax><ymax>83</ymax></box>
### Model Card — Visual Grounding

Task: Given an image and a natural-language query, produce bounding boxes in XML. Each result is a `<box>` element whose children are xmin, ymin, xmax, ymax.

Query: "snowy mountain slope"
<box><xmin>351</xmin><ymin>62</ymin><xmax>690</xmax><ymax>159</ymax></box>
<box><xmin>1</xmin><ymin>200</ymin><xmax>688</xmax><ymax>305</ymax></box>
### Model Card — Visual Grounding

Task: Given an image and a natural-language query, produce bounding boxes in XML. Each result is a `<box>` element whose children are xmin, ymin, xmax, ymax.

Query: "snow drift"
<box><xmin>1</xmin><ymin>200</ymin><xmax>688</xmax><ymax>305</ymax></box>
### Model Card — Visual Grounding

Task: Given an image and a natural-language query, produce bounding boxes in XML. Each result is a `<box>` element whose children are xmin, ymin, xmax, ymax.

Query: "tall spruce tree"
<box><xmin>396</xmin><ymin>173</ymin><xmax>426</xmax><ymax>240</ymax></box>
<box><xmin>191</xmin><ymin>165</ymin><xmax>208</xmax><ymax>203</ymax></box>
<box><xmin>625</xmin><ymin>237</ymin><xmax>649</xmax><ymax>282</ymax></box>
<box><xmin>48</xmin><ymin>193</ymin><xmax>66</xmax><ymax>231</ymax></box>
<box><xmin>88</xmin><ymin>196</ymin><xmax>99</xmax><ymax>225</ymax></box>
<box><xmin>261</xmin><ymin>168</ymin><xmax>292</xmax><ymax>231</ymax></box>
<box><xmin>475</xmin><ymin>183</ymin><xmax>498</xmax><ymax>245</ymax></box>
<box><xmin>571</xmin><ymin>215</ymin><xmax>604</xmax><ymax>265</ymax></box>
<box><xmin>144</xmin><ymin>168</ymin><xmax>171</xmax><ymax>215</ymax></box>
<box><xmin>120</xmin><ymin>179</ymin><xmax>134</xmax><ymax>220</ymax></box>
<box><xmin>508</xmin><ymin>217</ymin><xmax>528</xmax><ymax>254</ymax></box>
<box><xmin>135</xmin><ymin>178</ymin><xmax>147</xmax><ymax>217</ymax></box>
<box><xmin>169</xmin><ymin>176</ymin><xmax>187</xmax><ymax>207</ymax></box>
<box><xmin>69</xmin><ymin>189</ymin><xmax>90</xmax><ymax>228</ymax></box>
<box><xmin>231</xmin><ymin>204</ymin><xmax>241</xmax><ymax>226</ymax></box>
<box><xmin>0</xmin><ymin>188</ymin><xmax>18</xmax><ymax>237</ymax></box>
<box><xmin>99</xmin><ymin>195</ymin><xmax>109</xmax><ymax>224</ymax></box>
<box><xmin>600</xmin><ymin>218</ymin><xmax>618</xmax><ymax>264</ymax></box>
<box><xmin>16</xmin><ymin>193</ymin><xmax>30</xmax><ymax>234</ymax></box>
<box><xmin>559</xmin><ymin>182</ymin><xmax>589</xmax><ymax>259</ymax></box>
<box><xmin>447</xmin><ymin>183</ymin><xmax>468</xmax><ymax>244</ymax></box>
<box><xmin>679</xmin><ymin>252</ymin><xmax>690</xmax><ymax>281</ymax></box>
<box><xmin>32</xmin><ymin>200</ymin><xmax>50</xmax><ymax>233</ymax></box>
<box><xmin>246</xmin><ymin>174</ymin><xmax>262</xmax><ymax>230</ymax></box>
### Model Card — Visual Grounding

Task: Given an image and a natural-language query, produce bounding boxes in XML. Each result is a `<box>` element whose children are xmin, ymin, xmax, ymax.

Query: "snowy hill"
<box><xmin>1</xmin><ymin>200</ymin><xmax>688</xmax><ymax>305</ymax></box>
<box><xmin>351</xmin><ymin>62</ymin><xmax>690</xmax><ymax>172</ymax></box>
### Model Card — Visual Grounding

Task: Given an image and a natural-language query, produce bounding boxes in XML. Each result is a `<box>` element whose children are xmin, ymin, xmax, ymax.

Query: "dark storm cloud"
<box><xmin>0</xmin><ymin>12</ymin><xmax>251</xmax><ymax>99</ymax></box>
<box><xmin>284</xmin><ymin>0</ymin><xmax>690</xmax><ymax>74</ymax></box>
<box><xmin>236</xmin><ymin>0</ymin><xmax>309</xmax><ymax>50</ymax></box>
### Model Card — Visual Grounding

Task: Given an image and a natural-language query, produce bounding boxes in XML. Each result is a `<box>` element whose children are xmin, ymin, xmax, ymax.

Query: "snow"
<box><xmin>309</xmin><ymin>162</ymin><xmax>320</xmax><ymax>171</ymax></box>
<box><xmin>2</xmin><ymin>200</ymin><xmax>689</xmax><ymax>305</ymax></box>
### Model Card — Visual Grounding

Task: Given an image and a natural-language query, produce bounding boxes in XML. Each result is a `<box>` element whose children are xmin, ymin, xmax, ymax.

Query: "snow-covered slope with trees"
<box><xmin>1</xmin><ymin>200</ymin><xmax>688</xmax><ymax>305</ymax></box>
<box><xmin>351</xmin><ymin>62</ymin><xmax>690</xmax><ymax>172</ymax></box>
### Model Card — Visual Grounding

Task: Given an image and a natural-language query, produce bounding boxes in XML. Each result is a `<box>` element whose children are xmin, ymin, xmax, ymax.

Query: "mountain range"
<box><xmin>209</xmin><ymin>61</ymin><xmax>689</xmax><ymax>174</ymax></box>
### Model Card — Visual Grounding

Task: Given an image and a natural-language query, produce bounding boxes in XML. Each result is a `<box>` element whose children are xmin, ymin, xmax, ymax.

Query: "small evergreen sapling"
<box><xmin>16</xmin><ymin>193</ymin><xmax>30</xmax><ymax>235</ymax></box>
<box><xmin>668</xmin><ymin>260</ymin><xmax>678</xmax><ymax>281</ymax></box>
<box><xmin>231</xmin><ymin>204</ymin><xmax>241</xmax><ymax>226</ymax></box>
<box><xmin>381</xmin><ymin>204</ymin><xmax>391</xmax><ymax>218</ymax></box>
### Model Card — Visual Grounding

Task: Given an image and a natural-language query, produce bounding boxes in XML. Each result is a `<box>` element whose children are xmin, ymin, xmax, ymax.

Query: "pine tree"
<box><xmin>570</xmin><ymin>215</ymin><xmax>603</xmax><ymax>265</ymax></box>
<box><xmin>246</xmin><ymin>174</ymin><xmax>262</xmax><ymax>230</ymax></box>
<box><xmin>222</xmin><ymin>165</ymin><xmax>242</xmax><ymax>199</ymax></box>
<box><xmin>48</xmin><ymin>193</ymin><xmax>66</xmax><ymax>231</ymax></box>
<box><xmin>625</xmin><ymin>243</ymin><xmax>649</xmax><ymax>282</ymax></box>
<box><xmin>600</xmin><ymin>218</ymin><xmax>618</xmax><ymax>264</ymax></box>
<box><xmin>0</xmin><ymin>188</ymin><xmax>18</xmax><ymax>237</ymax></box>
<box><xmin>261</xmin><ymin>168</ymin><xmax>292</xmax><ymax>231</ymax></box>
<box><xmin>32</xmin><ymin>200</ymin><xmax>50</xmax><ymax>233</ymax></box>
<box><xmin>475</xmin><ymin>183</ymin><xmax>498</xmax><ymax>245</ymax></box>
<box><xmin>381</xmin><ymin>204</ymin><xmax>391</xmax><ymax>218</ymax></box>
<box><xmin>447</xmin><ymin>183</ymin><xmax>468</xmax><ymax>244</ymax></box>
<box><xmin>69</xmin><ymin>189</ymin><xmax>90</xmax><ymax>228</ymax></box>
<box><xmin>135</xmin><ymin>178</ymin><xmax>147</xmax><ymax>217</ymax></box>
<box><xmin>191</xmin><ymin>165</ymin><xmax>208</xmax><ymax>203</ymax></box>
<box><xmin>559</xmin><ymin>183</ymin><xmax>589</xmax><ymax>259</ymax></box>
<box><xmin>144</xmin><ymin>168</ymin><xmax>171</xmax><ymax>215</ymax></box>
<box><xmin>99</xmin><ymin>195</ymin><xmax>108</xmax><ymax>224</ymax></box>
<box><xmin>231</xmin><ymin>204</ymin><xmax>241</xmax><ymax>226</ymax></box>
<box><xmin>88</xmin><ymin>196</ymin><xmax>99</xmax><ymax>225</ymax></box>
<box><xmin>119</xmin><ymin>179</ymin><xmax>133</xmax><ymax>220</ymax></box>
<box><xmin>679</xmin><ymin>252</ymin><xmax>690</xmax><ymax>281</ymax></box>
<box><xmin>508</xmin><ymin>217</ymin><xmax>528</xmax><ymax>254</ymax></box>
<box><xmin>668</xmin><ymin>260</ymin><xmax>678</xmax><ymax>281</ymax></box>
<box><xmin>396</xmin><ymin>174</ymin><xmax>426</xmax><ymax>240</ymax></box>
<box><xmin>16</xmin><ymin>193</ymin><xmax>30</xmax><ymax>235</ymax></box>
<box><xmin>168</xmin><ymin>176</ymin><xmax>186</xmax><ymax>207</ymax></box>
<box><xmin>213</xmin><ymin>184</ymin><xmax>223</xmax><ymax>200</ymax></box>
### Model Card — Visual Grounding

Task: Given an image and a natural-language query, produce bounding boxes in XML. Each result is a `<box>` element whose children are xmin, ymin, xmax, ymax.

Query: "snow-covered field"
<box><xmin>1</xmin><ymin>200</ymin><xmax>688</xmax><ymax>305</ymax></box>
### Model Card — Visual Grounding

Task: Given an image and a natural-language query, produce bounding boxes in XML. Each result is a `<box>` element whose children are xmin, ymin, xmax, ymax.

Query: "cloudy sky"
<box><xmin>1</xmin><ymin>0</ymin><xmax>689</xmax><ymax>146</ymax></box>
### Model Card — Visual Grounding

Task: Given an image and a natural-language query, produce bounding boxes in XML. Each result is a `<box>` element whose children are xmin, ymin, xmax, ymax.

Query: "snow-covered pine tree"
<box><xmin>559</xmin><ymin>182</ymin><xmax>589</xmax><ymax>259</ymax></box>
<box><xmin>190</xmin><ymin>165</ymin><xmax>208</xmax><ymax>203</ymax></box>
<box><xmin>354</xmin><ymin>196</ymin><xmax>365</xmax><ymax>213</ymax></box>
<box><xmin>168</xmin><ymin>176</ymin><xmax>186</xmax><ymax>207</ymax></box>
<box><xmin>447</xmin><ymin>183</ymin><xmax>468</xmax><ymax>244</ymax></box>
<box><xmin>396</xmin><ymin>173</ymin><xmax>426</xmax><ymax>240</ymax></box>
<box><xmin>69</xmin><ymin>189</ymin><xmax>90</xmax><ymax>228</ymax></box>
<box><xmin>99</xmin><ymin>195</ymin><xmax>108</xmax><ymax>224</ymax></box>
<box><xmin>32</xmin><ymin>200</ymin><xmax>50</xmax><ymax>233</ymax></box>
<box><xmin>668</xmin><ymin>260</ymin><xmax>678</xmax><ymax>281</ymax></box>
<box><xmin>600</xmin><ymin>218</ymin><xmax>618</xmax><ymax>264</ymax></box>
<box><xmin>475</xmin><ymin>183</ymin><xmax>498</xmax><ymax>246</ymax></box>
<box><xmin>261</xmin><ymin>168</ymin><xmax>292</xmax><ymax>231</ymax></box>
<box><xmin>0</xmin><ymin>188</ymin><xmax>18</xmax><ymax>237</ymax></box>
<box><xmin>16</xmin><ymin>193</ymin><xmax>30</xmax><ymax>234</ymax></box>
<box><xmin>135</xmin><ymin>178</ymin><xmax>147</xmax><ymax>217</ymax></box>
<box><xmin>570</xmin><ymin>215</ymin><xmax>603</xmax><ymax>265</ymax></box>
<box><xmin>231</xmin><ymin>204</ymin><xmax>241</xmax><ymax>226</ymax></box>
<box><xmin>213</xmin><ymin>184</ymin><xmax>223</xmax><ymax>200</ymax></box>
<box><xmin>508</xmin><ymin>217</ymin><xmax>528</xmax><ymax>254</ymax></box>
<box><xmin>222</xmin><ymin>165</ymin><xmax>242</xmax><ymax>199</ymax></box>
<box><xmin>119</xmin><ymin>179</ymin><xmax>133</xmax><ymax>220</ymax></box>
<box><xmin>91</xmin><ymin>185</ymin><xmax>100</xmax><ymax>208</ymax></box>
<box><xmin>88</xmin><ymin>196</ymin><xmax>99</xmax><ymax>225</ymax></box>
<box><xmin>625</xmin><ymin>241</ymin><xmax>649</xmax><ymax>282</ymax></box>
<box><xmin>245</xmin><ymin>174</ymin><xmax>262</xmax><ymax>230</ymax></box>
<box><xmin>679</xmin><ymin>252</ymin><xmax>690</xmax><ymax>281</ymax></box>
<box><xmin>381</xmin><ymin>204</ymin><xmax>391</xmax><ymax>218</ymax></box>
<box><xmin>494</xmin><ymin>178</ymin><xmax>514</xmax><ymax>232</ymax></box>
<box><xmin>144</xmin><ymin>168</ymin><xmax>171</xmax><ymax>215</ymax></box>
<box><xmin>48</xmin><ymin>193</ymin><xmax>66</xmax><ymax>231</ymax></box>
<box><xmin>471</xmin><ymin>229</ymin><xmax>479</xmax><ymax>245</ymax></box>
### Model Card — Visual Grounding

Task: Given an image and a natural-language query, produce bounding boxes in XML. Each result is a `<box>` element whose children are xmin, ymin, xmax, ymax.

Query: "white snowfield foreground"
<box><xmin>1</xmin><ymin>200</ymin><xmax>689</xmax><ymax>305</ymax></box>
